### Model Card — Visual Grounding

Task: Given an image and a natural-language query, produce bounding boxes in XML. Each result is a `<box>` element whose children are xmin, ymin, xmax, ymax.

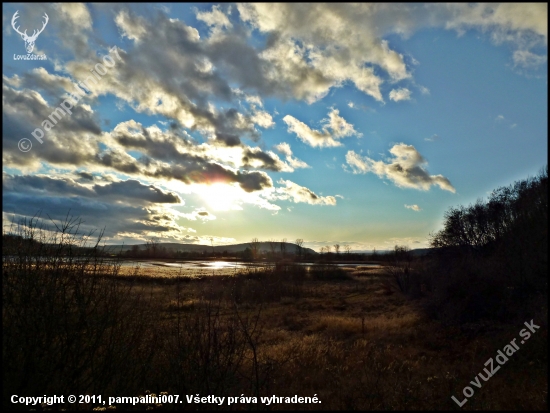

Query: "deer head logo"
<box><xmin>11</xmin><ymin>10</ymin><xmax>49</xmax><ymax>54</ymax></box>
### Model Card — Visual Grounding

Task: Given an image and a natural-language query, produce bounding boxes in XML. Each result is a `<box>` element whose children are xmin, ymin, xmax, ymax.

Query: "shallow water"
<box><xmin>115</xmin><ymin>260</ymin><xmax>380</xmax><ymax>277</ymax></box>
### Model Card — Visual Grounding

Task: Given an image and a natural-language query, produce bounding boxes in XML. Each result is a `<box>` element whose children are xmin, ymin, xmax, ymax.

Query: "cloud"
<box><xmin>180</xmin><ymin>208</ymin><xmax>216</xmax><ymax>221</ymax></box>
<box><xmin>53</xmin><ymin>3</ymin><xmax>94</xmax><ymax>58</ymax></box>
<box><xmin>418</xmin><ymin>85</ymin><xmax>430</xmax><ymax>95</ymax></box>
<box><xmin>283</xmin><ymin>109</ymin><xmax>361</xmax><ymax>148</ymax></box>
<box><xmin>274</xmin><ymin>179</ymin><xmax>337</xmax><ymax>205</ymax></box>
<box><xmin>274</xmin><ymin>143</ymin><xmax>310</xmax><ymax>169</ymax></box>
<box><xmin>2</xmin><ymin>79</ymin><xmax>102</xmax><ymax>170</ymax></box>
<box><xmin>425</xmin><ymin>134</ymin><xmax>440</xmax><ymax>142</ymax></box>
<box><xmin>2</xmin><ymin>173</ymin><xmax>195</xmax><ymax>242</ymax></box>
<box><xmin>237</xmin><ymin>4</ymin><xmax>414</xmax><ymax>102</ymax></box>
<box><xmin>3</xmin><ymin>174</ymin><xmax>181</xmax><ymax>205</ymax></box>
<box><xmin>196</xmin><ymin>5</ymin><xmax>233</xmax><ymax>31</ymax></box>
<box><xmin>513</xmin><ymin>49</ymin><xmax>547</xmax><ymax>69</ymax></box>
<box><xmin>233</xmin><ymin>3</ymin><xmax>546</xmax><ymax>104</ymax></box>
<box><xmin>241</xmin><ymin>147</ymin><xmax>291</xmax><ymax>172</ymax></box>
<box><xmin>404</xmin><ymin>204</ymin><xmax>422</xmax><ymax>211</ymax></box>
<box><xmin>442</xmin><ymin>3</ymin><xmax>547</xmax><ymax>42</ymax></box>
<box><xmin>76</xmin><ymin>8</ymin><xmax>269</xmax><ymax>144</ymax></box>
<box><xmin>2</xmin><ymin>74</ymin><xmax>281</xmax><ymax>191</ymax></box>
<box><xmin>345</xmin><ymin>144</ymin><xmax>455</xmax><ymax>192</ymax></box>
<box><xmin>389</xmin><ymin>88</ymin><xmax>412</xmax><ymax>102</ymax></box>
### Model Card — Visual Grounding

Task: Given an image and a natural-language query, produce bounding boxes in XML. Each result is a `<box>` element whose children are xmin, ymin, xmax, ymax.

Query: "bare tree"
<box><xmin>146</xmin><ymin>238</ymin><xmax>159</xmax><ymax>258</ymax></box>
<box><xmin>371</xmin><ymin>247</ymin><xmax>378</xmax><ymax>260</ymax></box>
<box><xmin>344</xmin><ymin>245</ymin><xmax>351</xmax><ymax>255</ymax></box>
<box><xmin>130</xmin><ymin>244</ymin><xmax>140</xmax><ymax>257</ymax></box>
<box><xmin>333</xmin><ymin>244</ymin><xmax>340</xmax><ymax>256</ymax></box>
<box><xmin>250</xmin><ymin>238</ymin><xmax>261</xmax><ymax>261</ymax></box>
<box><xmin>295</xmin><ymin>238</ymin><xmax>304</xmax><ymax>260</ymax></box>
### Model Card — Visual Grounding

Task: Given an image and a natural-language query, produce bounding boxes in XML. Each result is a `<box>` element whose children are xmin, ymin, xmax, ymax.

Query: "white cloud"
<box><xmin>274</xmin><ymin>179</ymin><xmax>337</xmax><ymax>205</ymax></box>
<box><xmin>250</xmin><ymin>108</ymin><xmax>275</xmax><ymax>128</ymax></box>
<box><xmin>443</xmin><ymin>3</ymin><xmax>547</xmax><ymax>42</ymax></box>
<box><xmin>418</xmin><ymin>85</ymin><xmax>430</xmax><ymax>95</ymax></box>
<box><xmin>283</xmin><ymin>109</ymin><xmax>361</xmax><ymax>148</ymax></box>
<box><xmin>345</xmin><ymin>144</ymin><xmax>455</xmax><ymax>192</ymax></box>
<box><xmin>513</xmin><ymin>49</ymin><xmax>547</xmax><ymax>69</ymax></box>
<box><xmin>196</xmin><ymin>5</ymin><xmax>233</xmax><ymax>30</ymax></box>
<box><xmin>405</xmin><ymin>204</ymin><xmax>422</xmax><ymax>211</ymax></box>
<box><xmin>389</xmin><ymin>88</ymin><xmax>412</xmax><ymax>102</ymax></box>
<box><xmin>274</xmin><ymin>142</ymin><xmax>310</xmax><ymax>169</ymax></box>
<box><xmin>237</xmin><ymin>3</ymin><xmax>412</xmax><ymax>102</ymax></box>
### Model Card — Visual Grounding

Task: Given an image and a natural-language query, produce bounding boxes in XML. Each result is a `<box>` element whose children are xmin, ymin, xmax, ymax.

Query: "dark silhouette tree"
<box><xmin>250</xmin><ymin>238</ymin><xmax>261</xmax><ymax>261</ymax></box>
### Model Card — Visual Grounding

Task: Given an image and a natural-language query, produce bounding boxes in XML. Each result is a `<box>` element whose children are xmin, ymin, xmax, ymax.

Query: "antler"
<box><xmin>28</xmin><ymin>13</ymin><xmax>49</xmax><ymax>41</ymax></box>
<box><xmin>11</xmin><ymin>10</ymin><xmax>28</xmax><ymax>39</ymax></box>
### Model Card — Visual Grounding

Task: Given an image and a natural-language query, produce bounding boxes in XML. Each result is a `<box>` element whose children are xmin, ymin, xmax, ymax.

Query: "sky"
<box><xmin>2</xmin><ymin>3</ymin><xmax>547</xmax><ymax>251</ymax></box>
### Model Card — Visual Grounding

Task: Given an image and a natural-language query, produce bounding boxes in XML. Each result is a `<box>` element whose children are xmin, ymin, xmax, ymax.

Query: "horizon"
<box><xmin>3</xmin><ymin>3</ymin><xmax>547</xmax><ymax>253</ymax></box>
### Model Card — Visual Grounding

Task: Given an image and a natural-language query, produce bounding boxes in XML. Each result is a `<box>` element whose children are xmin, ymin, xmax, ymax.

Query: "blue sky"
<box><xmin>2</xmin><ymin>3</ymin><xmax>547</xmax><ymax>251</ymax></box>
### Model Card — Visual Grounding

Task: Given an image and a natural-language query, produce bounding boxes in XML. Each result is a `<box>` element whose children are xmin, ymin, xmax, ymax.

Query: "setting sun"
<box><xmin>194</xmin><ymin>183</ymin><xmax>244</xmax><ymax>211</ymax></box>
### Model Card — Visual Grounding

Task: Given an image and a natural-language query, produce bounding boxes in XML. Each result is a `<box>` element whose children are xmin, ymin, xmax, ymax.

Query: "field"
<box><xmin>3</xmin><ymin>256</ymin><xmax>547</xmax><ymax>410</ymax></box>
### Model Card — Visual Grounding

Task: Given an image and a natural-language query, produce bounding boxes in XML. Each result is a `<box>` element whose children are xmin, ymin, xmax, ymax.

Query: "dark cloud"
<box><xmin>3</xmin><ymin>174</ymin><xmax>181</xmax><ymax>205</ymax></box>
<box><xmin>3</xmin><ymin>174</ymin><xmax>187</xmax><ymax>241</ymax></box>
<box><xmin>2</xmin><ymin>82</ymin><xmax>102</xmax><ymax>168</ymax></box>
<box><xmin>215</xmin><ymin>132</ymin><xmax>241</xmax><ymax>147</ymax></box>
<box><xmin>242</xmin><ymin>148</ymin><xmax>286</xmax><ymax>171</ymax></box>
<box><xmin>76</xmin><ymin>171</ymin><xmax>94</xmax><ymax>181</ymax></box>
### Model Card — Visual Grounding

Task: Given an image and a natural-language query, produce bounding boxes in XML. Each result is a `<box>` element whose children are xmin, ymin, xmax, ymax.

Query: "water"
<box><xmin>3</xmin><ymin>256</ymin><xmax>381</xmax><ymax>277</ymax></box>
<box><xmin>115</xmin><ymin>259</ymin><xmax>380</xmax><ymax>277</ymax></box>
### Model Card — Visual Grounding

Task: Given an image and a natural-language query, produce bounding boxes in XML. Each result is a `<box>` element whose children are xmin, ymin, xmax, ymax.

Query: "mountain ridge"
<box><xmin>103</xmin><ymin>241</ymin><xmax>318</xmax><ymax>255</ymax></box>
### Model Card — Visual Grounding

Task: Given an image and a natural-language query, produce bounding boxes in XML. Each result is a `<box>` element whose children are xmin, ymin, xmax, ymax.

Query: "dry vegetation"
<box><xmin>3</xmin><ymin>226</ymin><xmax>547</xmax><ymax>410</ymax></box>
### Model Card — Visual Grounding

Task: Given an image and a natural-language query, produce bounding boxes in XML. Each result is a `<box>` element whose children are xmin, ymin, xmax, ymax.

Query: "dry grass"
<box><xmin>3</xmin><ymin>242</ymin><xmax>547</xmax><ymax>410</ymax></box>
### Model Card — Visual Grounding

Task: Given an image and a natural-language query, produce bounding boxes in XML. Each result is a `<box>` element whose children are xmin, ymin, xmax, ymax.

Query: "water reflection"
<box><xmin>118</xmin><ymin>259</ymin><xmax>379</xmax><ymax>271</ymax></box>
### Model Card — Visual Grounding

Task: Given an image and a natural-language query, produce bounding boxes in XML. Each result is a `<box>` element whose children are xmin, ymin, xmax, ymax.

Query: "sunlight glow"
<box><xmin>194</xmin><ymin>183</ymin><xmax>244</xmax><ymax>211</ymax></box>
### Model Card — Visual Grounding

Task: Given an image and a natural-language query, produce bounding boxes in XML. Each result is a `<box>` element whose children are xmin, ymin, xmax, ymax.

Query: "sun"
<box><xmin>193</xmin><ymin>183</ymin><xmax>244</xmax><ymax>211</ymax></box>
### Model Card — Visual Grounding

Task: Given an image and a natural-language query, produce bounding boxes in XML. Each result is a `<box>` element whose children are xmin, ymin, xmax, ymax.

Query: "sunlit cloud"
<box><xmin>274</xmin><ymin>179</ymin><xmax>337</xmax><ymax>205</ymax></box>
<box><xmin>405</xmin><ymin>204</ymin><xmax>422</xmax><ymax>211</ymax></box>
<box><xmin>274</xmin><ymin>142</ymin><xmax>310</xmax><ymax>169</ymax></box>
<box><xmin>180</xmin><ymin>208</ymin><xmax>216</xmax><ymax>221</ymax></box>
<box><xmin>389</xmin><ymin>88</ymin><xmax>411</xmax><ymax>102</ymax></box>
<box><xmin>345</xmin><ymin>144</ymin><xmax>455</xmax><ymax>192</ymax></box>
<box><xmin>283</xmin><ymin>109</ymin><xmax>361</xmax><ymax>148</ymax></box>
<box><xmin>2</xmin><ymin>173</ymin><xmax>196</xmax><ymax>242</ymax></box>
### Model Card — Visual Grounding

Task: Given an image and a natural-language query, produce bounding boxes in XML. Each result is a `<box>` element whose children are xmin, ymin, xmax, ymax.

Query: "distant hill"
<box><xmin>348</xmin><ymin>248</ymin><xmax>430</xmax><ymax>256</ymax></box>
<box><xmin>104</xmin><ymin>241</ymin><xmax>318</xmax><ymax>256</ymax></box>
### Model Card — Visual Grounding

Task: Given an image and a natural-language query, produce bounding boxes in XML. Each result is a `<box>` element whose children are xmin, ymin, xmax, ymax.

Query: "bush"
<box><xmin>309</xmin><ymin>263</ymin><xmax>350</xmax><ymax>281</ymax></box>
